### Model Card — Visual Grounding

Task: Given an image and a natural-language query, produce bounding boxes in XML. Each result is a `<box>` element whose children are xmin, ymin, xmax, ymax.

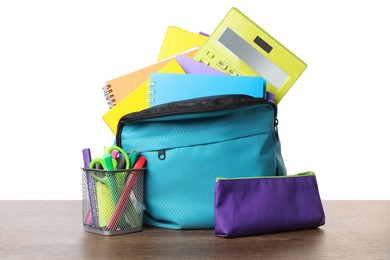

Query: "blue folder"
<box><xmin>148</xmin><ymin>73</ymin><xmax>266</xmax><ymax>106</ymax></box>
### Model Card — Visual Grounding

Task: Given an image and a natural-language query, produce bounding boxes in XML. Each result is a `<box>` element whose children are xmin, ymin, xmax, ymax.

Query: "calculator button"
<box><xmin>228</xmin><ymin>69</ymin><xmax>238</xmax><ymax>76</ymax></box>
<box><xmin>199</xmin><ymin>58</ymin><xmax>210</xmax><ymax>65</ymax></box>
<box><xmin>217</xmin><ymin>61</ymin><xmax>228</xmax><ymax>70</ymax></box>
<box><xmin>206</xmin><ymin>51</ymin><xmax>214</xmax><ymax>58</ymax></box>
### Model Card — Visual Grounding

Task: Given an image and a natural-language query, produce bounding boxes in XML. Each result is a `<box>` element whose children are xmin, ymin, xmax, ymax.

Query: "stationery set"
<box><xmin>82</xmin><ymin>7</ymin><xmax>325</xmax><ymax>238</ymax></box>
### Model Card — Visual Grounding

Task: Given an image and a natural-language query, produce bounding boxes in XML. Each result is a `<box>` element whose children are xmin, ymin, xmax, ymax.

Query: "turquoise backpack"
<box><xmin>116</xmin><ymin>95</ymin><xmax>286</xmax><ymax>229</ymax></box>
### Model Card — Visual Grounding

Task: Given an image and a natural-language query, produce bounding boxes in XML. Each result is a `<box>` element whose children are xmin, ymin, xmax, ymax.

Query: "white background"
<box><xmin>1</xmin><ymin>1</ymin><xmax>389</xmax><ymax>200</ymax></box>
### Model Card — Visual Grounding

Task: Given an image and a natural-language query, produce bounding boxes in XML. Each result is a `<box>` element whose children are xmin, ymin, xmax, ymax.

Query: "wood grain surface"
<box><xmin>0</xmin><ymin>201</ymin><xmax>389</xmax><ymax>259</ymax></box>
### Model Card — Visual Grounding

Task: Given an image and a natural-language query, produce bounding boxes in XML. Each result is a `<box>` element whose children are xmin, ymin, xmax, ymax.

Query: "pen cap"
<box><xmin>82</xmin><ymin>148</ymin><xmax>92</xmax><ymax>168</ymax></box>
<box><xmin>103</xmin><ymin>154</ymin><xmax>115</xmax><ymax>170</ymax></box>
<box><xmin>116</xmin><ymin>156</ymin><xmax>127</xmax><ymax>169</ymax></box>
<box><xmin>111</xmin><ymin>150</ymin><xmax>119</xmax><ymax>159</ymax></box>
<box><xmin>133</xmin><ymin>156</ymin><xmax>147</xmax><ymax>169</ymax></box>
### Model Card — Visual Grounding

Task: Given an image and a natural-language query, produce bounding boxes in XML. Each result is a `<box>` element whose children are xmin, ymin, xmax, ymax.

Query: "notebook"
<box><xmin>175</xmin><ymin>54</ymin><xmax>226</xmax><ymax>75</ymax></box>
<box><xmin>148</xmin><ymin>73</ymin><xmax>266</xmax><ymax>106</ymax></box>
<box><xmin>103</xmin><ymin>54</ymin><xmax>227</xmax><ymax>134</ymax></box>
<box><xmin>157</xmin><ymin>26</ymin><xmax>208</xmax><ymax>61</ymax></box>
<box><xmin>103</xmin><ymin>47</ymin><xmax>198</xmax><ymax>108</ymax></box>
<box><xmin>102</xmin><ymin>59</ymin><xmax>186</xmax><ymax>134</ymax></box>
<box><xmin>175</xmin><ymin>55</ymin><xmax>277</xmax><ymax>102</ymax></box>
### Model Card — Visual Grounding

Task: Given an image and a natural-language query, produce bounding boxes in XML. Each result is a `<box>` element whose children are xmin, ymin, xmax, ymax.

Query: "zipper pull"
<box><xmin>274</xmin><ymin>118</ymin><xmax>279</xmax><ymax>138</ymax></box>
<box><xmin>158</xmin><ymin>149</ymin><xmax>166</xmax><ymax>160</ymax></box>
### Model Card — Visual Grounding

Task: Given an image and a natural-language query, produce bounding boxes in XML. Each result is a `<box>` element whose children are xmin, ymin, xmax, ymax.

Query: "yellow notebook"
<box><xmin>104</xmin><ymin>48</ymin><xmax>198</xmax><ymax>108</ymax></box>
<box><xmin>102</xmin><ymin>59</ymin><xmax>186</xmax><ymax>134</ymax></box>
<box><xmin>157</xmin><ymin>26</ymin><xmax>208</xmax><ymax>61</ymax></box>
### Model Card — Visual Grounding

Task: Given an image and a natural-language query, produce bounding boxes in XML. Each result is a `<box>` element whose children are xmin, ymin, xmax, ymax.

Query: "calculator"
<box><xmin>193</xmin><ymin>7</ymin><xmax>307</xmax><ymax>103</ymax></box>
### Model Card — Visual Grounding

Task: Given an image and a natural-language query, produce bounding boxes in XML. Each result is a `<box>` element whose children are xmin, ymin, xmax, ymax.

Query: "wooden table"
<box><xmin>0</xmin><ymin>201</ymin><xmax>389</xmax><ymax>259</ymax></box>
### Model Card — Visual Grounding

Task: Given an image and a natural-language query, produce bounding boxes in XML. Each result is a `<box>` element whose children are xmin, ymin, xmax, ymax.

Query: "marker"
<box><xmin>82</xmin><ymin>148</ymin><xmax>99</xmax><ymax>228</ymax></box>
<box><xmin>103</xmin><ymin>153</ymin><xmax>127</xmax><ymax>228</ymax></box>
<box><xmin>124</xmin><ymin>150</ymin><xmax>140</xmax><ymax>183</ymax></box>
<box><xmin>129</xmin><ymin>150</ymin><xmax>140</xmax><ymax>168</ymax></box>
<box><xmin>111</xmin><ymin>150</ymin><xmax>119</xmax><ymax>159</ymax></box>
<box><xmin>116</xmin><ymin>156</ymin><xmax>127</xmax><ymax>170</ymax></box>
<box><xmin>103</xmin><ymin>154</ymin><xmax>120</xmax><ymax>203</ymax></box>
<box><xmin>107</xmin><ymin>156</ymin><xmax>146</xmax><ymax>230</ymax></box>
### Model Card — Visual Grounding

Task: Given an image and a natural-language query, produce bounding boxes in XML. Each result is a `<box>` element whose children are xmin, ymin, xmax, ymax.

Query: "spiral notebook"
<box><xmin>148</xmin><ymin>73</ymin><xmax>266</xmax><ymax>106</ymax></box>
<box><xmin>103</xmin><ymin>47</ymin><xmax>198</xmax><ymax>108</ymax></box>
<box><xmin>102</xmin><ymin>59</ymin><xmax>186</xmax><ymax>134</ymax></box>
<box><xmin>102</xmin><ymin>56</ymin><xmax>231</xmax><ymax>134</ymax></box>
<box><xmin>103</xmin><ymin>26</ymin><xmax>208</xmax><ymax>109</ymax></box>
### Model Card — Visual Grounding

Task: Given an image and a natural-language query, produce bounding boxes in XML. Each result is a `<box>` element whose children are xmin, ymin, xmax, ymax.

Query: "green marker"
<box><xmin>103</xmin><ymin>154</ymin><xmax>126</xmax><ymax>228</ymax></box>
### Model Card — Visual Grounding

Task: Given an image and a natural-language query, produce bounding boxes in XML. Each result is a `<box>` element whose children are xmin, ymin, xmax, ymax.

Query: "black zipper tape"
<box><xmin>116</xmin><ymin>95</ymin><xmax>277</xmax><ymax>147</ymax></box>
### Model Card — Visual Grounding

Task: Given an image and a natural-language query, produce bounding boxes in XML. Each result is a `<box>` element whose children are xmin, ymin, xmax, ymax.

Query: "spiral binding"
<box><xmin>146</xmin><ymin>81</ymin><xmax>157</xmax><ymax>103</ymax></box>
<box><xmin>103</xmin><ymin>85</ymin><xmax>116</xmax><ymax>108</ymax></box>
<box><xmin>103</xmin><ymin>81</ymin><xmax>159</xmax><ymax>107</ymax></box>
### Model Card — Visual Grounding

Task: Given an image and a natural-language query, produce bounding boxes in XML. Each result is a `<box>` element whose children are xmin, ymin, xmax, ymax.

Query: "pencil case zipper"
<box><xmin>216</xmin><ymin>171</ymin><xmax>315</xmax><ymax>182</ymax></box>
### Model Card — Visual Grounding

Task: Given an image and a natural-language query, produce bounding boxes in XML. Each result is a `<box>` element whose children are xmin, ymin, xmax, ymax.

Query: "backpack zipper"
<box><xmin>116</xmin><ymin>95</ymin><xmax>277</xmax><ymax>147</ymax></box>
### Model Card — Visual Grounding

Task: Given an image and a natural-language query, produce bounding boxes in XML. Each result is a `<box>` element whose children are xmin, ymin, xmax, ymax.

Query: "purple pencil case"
<box><xmin>214</xmin><ymin>171</ymin><xmax>325</xmax><ymax>238</ymax></box>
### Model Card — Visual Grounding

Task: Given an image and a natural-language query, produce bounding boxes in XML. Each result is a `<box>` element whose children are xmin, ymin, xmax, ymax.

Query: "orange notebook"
<box><xmin>103</xmin><ymin>47</ymin><xmax>198</xmax><ymax>108</ymax></box>
<box><xmin>102</xmin><ymin>59</ymin><xmax>186</xmax><ymax>134</ymax></box>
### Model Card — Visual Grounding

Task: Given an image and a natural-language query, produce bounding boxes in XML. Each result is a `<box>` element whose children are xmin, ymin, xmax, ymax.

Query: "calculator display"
<box><xmin>218</xmin><ymin>27</ymin><xmax>288</xmax><ymax>89</ymax></box>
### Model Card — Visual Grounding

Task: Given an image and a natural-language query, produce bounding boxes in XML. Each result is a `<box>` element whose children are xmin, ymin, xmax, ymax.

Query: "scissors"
<box><xmin>90</xmin><ymin>145</ymin><xmax>129</xmax><ymax>172</ymax></box>
<box><xmin>90</xmin><ymin>146</ymin><xmax>140</xmax><ymax>181</ymax></box>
